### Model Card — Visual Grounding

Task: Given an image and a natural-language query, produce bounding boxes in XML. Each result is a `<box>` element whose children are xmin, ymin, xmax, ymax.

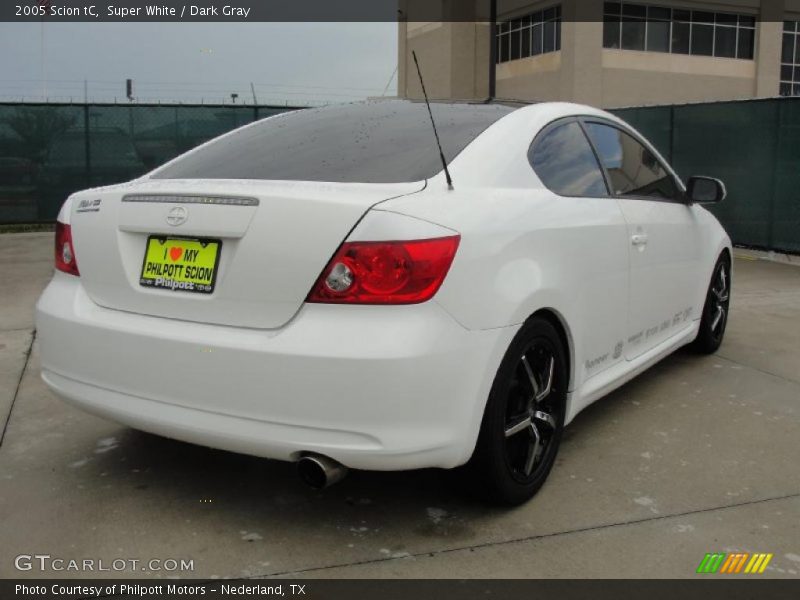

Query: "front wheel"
<box><xmin>467</xmin><ymin>317</ymin><xmax>568</xmax><ymax>505</ymax></box>
<box><xmin>692</xmin><ymin>253</ymin><xmax>731</xmax><ymax>354</ymax></box>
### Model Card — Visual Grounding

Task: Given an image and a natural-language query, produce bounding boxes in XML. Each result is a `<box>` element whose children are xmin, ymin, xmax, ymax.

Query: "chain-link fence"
<box><xmin>613</xmin><ymin>97</ymin><xmax>800</xmax><ymax>254</ymax></box>
<box><xmin>1</xmin><ymin>98</ymin><xmax>798</xmax><ymax>253</ymax></box>
<box><xmin>0</xmin><ymin>102</ymin><xmax>297</xmax><ymax>223</ymax></box>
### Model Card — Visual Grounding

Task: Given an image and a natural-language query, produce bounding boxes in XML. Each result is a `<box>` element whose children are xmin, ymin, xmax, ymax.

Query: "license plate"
<box><xmin>139</xmin><ymin>236</ymin><xmax>221</xmax><ymax>294</ymax></box>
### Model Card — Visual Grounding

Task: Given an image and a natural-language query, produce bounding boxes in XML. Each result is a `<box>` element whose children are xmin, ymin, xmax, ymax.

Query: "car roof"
<box><xmin>313</xmin><ymin>97</ymin><xmax>521</xmax><ymax>120</ymax></box>
<box><xmin>152</xmin><ymin>99</ymin><xmax>521</xmax><ymax>184</ymax></box>
<box><xmin>431</xmin><ymin>101</ymin><xmax>626</xmax><ymax>188</ymax></box>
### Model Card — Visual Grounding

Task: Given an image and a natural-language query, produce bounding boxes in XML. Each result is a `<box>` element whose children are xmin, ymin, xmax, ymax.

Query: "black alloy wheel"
<box><xmin>469</xmin><ymin>317</ymin><xmax>567</xmax><ymax>505</ymax></box>
<box><xmin>693</xmin><ymin>254</ymin><xmax>731</xmax><ymax>354</ymax></box>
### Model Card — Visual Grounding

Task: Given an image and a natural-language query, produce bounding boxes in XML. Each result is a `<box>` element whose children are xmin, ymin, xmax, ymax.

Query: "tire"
<box><xmin>692</xmin><ymin>253</ymin><xmax>731</xmax><ymax>354</ymax></box>
<box><xmin>467</xmin><ymin>316</ymin><xmax>568</xmax><ymax>505</ymax></box>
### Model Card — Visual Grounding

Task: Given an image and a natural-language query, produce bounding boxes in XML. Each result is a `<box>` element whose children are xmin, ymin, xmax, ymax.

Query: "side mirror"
<box><xmin>686</xmin><ymin>176</ymin><xmax>726</xmax><ymax>204</ymax></box>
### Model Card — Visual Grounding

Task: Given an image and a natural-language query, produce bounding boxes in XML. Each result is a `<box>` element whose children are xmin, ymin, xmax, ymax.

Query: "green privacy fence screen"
<box><xmin>1</xmin><ymin>98</ymin><xmax>798</xmax><ymax>253</ymax></box>
<box><xmin>0</xmin><ymin>102</ymin><xmax>297</xmax><ymax>223</ymax></box>
<box><xmin>612</xmin><ymin>97</ymin><xmax>800</xmax><ymax>254</ymax></box>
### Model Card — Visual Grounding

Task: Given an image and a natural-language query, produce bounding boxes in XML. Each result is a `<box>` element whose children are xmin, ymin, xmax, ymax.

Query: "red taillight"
<box><xmin>55</xmin><ymin>221</ymin><xmax>79</xmax><ymax>276</ymax></box>
<box><xmin>307</xmin><ymin>236</ymin><xmax>460</xmax><ymax>305</ymax></box>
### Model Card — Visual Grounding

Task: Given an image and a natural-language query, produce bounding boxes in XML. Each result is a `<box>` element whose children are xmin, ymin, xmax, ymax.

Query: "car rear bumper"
<box><xmin>36</xmin><ymin>273</ymin><xmax>515</xmax><ymax>470</ymax></box>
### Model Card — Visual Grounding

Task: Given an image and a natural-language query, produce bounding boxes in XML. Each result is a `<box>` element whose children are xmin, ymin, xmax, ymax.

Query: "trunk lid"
<box><xmin>69</xmin><ymin>178</ymin><xmax>424</xmax><ymax>329</ymax></box>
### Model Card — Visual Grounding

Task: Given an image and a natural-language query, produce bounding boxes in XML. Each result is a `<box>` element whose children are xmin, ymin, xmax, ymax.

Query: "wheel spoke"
<box><xmin>533</xmin><ymin>410</ymin><xmax>556</xmax><ymax>429</ymax></box>
<box><xmin>715</xmin><ymin>266</ymin><xmax>729</xmax><ymax>301</ymax></box>
<box><xmin>505</xmin><ymin>415</ymin><xmax>532</xmax><ymax>438</ymax></box>
<box><xmin>520</xmin><ymin>354</ymin><xmax>540</xmax><ymax>399</ymax></box>
<box><xmin>535</xmin><ymin>357</ymin><xmax>554</xmax><ymax>403</ymax></box>
<box><xmin>710</xmin><ymin>306</ymin><xmax>725</xmax><ymax>332</ymax></box>
<box><xmin>712</xmin><ymin>287</ymin><xmax>729</xmax><ymax>302</ymax></box>
<box><xmin>523</xmin><ymin>423</ymin><xmax>541</xmax><ymax>475</ymax></box>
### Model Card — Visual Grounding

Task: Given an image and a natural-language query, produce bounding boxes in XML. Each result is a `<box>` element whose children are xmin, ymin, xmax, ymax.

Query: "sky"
<box><xmin>0</xmin><ymin>22</ymin><xmax>398</xmax><ymax>105</ymax></box>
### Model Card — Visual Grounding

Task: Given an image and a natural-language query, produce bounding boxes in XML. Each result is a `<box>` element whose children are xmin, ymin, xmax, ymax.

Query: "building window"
<box><xmin>782</xmin><ymin>21</ymin><xmax>800</xmax><ymax>96</ymax></box>
<box><xmin>603</xmin><ymin>2</ymin><xmax>755</xmax><ymax>60</ymax></box>
<box><xmin>496</xmin><ymin>5</ymin><xmax>561</xmax><ymax>64</ymax></box>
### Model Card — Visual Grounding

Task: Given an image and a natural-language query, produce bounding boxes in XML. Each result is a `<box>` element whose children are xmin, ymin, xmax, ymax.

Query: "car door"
<box><xmin>529</xmin><ymin>118</ymin><xmax>630</xmax><ymax>383</ymax></box>
<box><xmin>582</xmin><ymin>120</ymin><xmax>703</xmax><ymax>360</ymax></box>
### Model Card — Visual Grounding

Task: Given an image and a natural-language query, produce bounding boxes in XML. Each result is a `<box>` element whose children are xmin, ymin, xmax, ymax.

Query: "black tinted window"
<box><xmin>152</xmin><ymin>100</ymin><xmax>515</xmax><ymax>183</ymax></box>
<box><xmin>584</xmin><ymin>122</ymin><xmax>679</xmax><ymax>200</ymax></box>
<box><xmin>530</xmin><ymin>122</ymin><xmax>608</xmax><ymax>197</ymax></box>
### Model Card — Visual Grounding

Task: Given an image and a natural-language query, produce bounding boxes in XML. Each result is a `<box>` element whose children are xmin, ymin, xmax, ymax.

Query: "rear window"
<box><xmin>151</xmin><ymin>100</ymin><xmax>515</xmax><ymax>183</ymax></box>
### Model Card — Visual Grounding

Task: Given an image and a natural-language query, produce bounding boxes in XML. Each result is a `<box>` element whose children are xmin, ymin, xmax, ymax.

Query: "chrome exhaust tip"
<box><xmin>297</xmin><ymin>454</ymin><xmax>348</xmax><ymax>489</ymax></box>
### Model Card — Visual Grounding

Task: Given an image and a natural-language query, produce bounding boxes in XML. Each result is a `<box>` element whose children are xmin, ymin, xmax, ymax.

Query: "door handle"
<box><xmin>631</xmin><ymin>233</ymin><xmax>649</xmax><ymax>246</ymax></box>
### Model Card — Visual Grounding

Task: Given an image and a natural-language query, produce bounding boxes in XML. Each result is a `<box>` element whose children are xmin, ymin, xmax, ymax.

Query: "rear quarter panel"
<box><xmin>379</xmin><ymin>185</ymin><xmax>630</xmax><ymax>398</ymax></box>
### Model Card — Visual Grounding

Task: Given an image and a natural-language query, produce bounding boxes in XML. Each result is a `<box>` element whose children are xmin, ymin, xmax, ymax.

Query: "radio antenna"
<box><xmin>412</xmin><ymin>51</ymin><xmax>454</xmax><ymax>190</ymax></box>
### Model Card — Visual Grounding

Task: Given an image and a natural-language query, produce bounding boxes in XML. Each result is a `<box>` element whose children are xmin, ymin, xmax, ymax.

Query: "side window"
<box><xmin>529</xmin><ymin>121</ymin><xmax>608</xmax><ymax>197</ymax></box>
<box><xmin>583</xmin><ymin>122</ymin><xmax>680</xmax><ymax>200</ymax></box>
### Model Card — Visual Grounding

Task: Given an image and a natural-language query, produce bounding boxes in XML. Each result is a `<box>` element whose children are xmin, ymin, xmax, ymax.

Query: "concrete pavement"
<box><xmin>0</xmin><ymin>232</ymin><xmax>798</xmax><ymax>579</ymax></box>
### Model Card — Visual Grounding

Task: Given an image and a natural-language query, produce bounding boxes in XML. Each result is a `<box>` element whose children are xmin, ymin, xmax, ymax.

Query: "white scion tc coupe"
<box><xmin>36</xmin><ymin>100</ymin><xmax>731</xmax><ymax>504</ymax></box>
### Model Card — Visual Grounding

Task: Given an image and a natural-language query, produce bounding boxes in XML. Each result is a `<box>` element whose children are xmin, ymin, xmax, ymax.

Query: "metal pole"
<box><xmin>40</xmin><ymin>19</ymin><xmax>46</xmax><ymax>99</ymax></box>
<box><xmin>83</xmin><ymin>103</ymin><xmax>91</xmax><ymax>187</ymax></box>
<box><xmin>488</xmin><ymin>0</ymin><xmax>497</xmax><ymax>99</ymax></box>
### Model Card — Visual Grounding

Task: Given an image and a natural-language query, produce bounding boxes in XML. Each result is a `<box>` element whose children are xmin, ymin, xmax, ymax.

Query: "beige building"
<box><xmin>398</xmin><ymin>0</ymin><xmax>800</xmax><ymax>107</ymax></box>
